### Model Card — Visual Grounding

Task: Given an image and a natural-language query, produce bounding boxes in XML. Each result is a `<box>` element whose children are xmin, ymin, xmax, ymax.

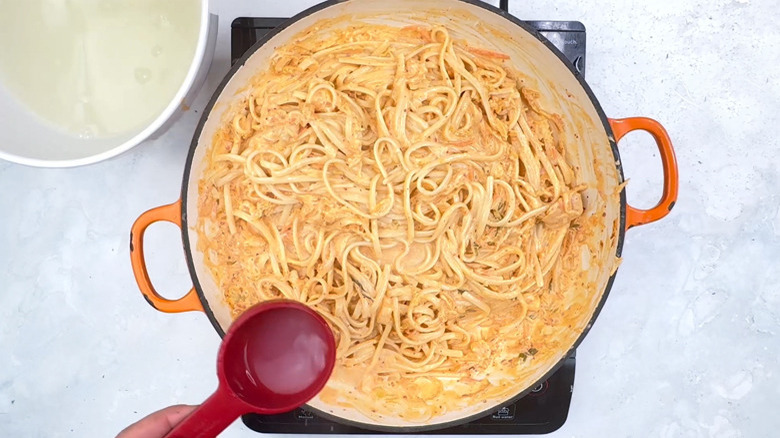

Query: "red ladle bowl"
<box><xmin>164</xmin><ymin>300</ymin><xmax>337</xmax><ymax>438</ymax></box>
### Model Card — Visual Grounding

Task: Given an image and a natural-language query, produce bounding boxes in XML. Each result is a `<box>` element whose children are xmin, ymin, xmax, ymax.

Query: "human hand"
<box><xmin>116</xmin><ymin>405</ymin><xmax>197</xmax><ymax>438</ymax></box>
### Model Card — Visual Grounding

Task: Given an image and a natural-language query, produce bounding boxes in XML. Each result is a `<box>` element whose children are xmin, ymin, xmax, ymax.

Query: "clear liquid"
<box><xmin>0</xmin><ymin>0</ymin><xmax>200</xmax><ymax>139</ymax></box>
<box><xmin>241</xmin><ymin>308</ymin><xmax>331</xmax><ymax>400</ymax></box>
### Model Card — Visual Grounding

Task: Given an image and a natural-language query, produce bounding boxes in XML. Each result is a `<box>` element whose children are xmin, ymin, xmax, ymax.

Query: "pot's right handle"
<box><xmin>609</xmin><ymin>117</ymin><xmax>679</xmax><ymax>231</ymax></box>
<box><xmin>130</xmin><ymin>200</ymin><xmax>204</xmax><ymax>313</ymax></box>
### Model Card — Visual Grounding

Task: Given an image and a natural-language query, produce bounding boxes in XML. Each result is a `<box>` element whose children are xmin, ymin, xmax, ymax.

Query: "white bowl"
<box><xmin>0</xmin><ymin>0</ymin><xmax>217</xmax><ymax>168</ymax></box>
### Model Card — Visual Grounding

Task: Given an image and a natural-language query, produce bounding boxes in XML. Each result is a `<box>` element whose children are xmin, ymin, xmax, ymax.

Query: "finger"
<box><xmin>116</xmin><ymin>404</ymin><xmax>198</xmax><ymax>438</ymax></box>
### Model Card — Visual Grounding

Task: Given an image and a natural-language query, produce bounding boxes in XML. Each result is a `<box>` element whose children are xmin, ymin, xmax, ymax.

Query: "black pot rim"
<box><xmin>179</xmin><ymin>0</ymin><xmax>626</xmax><ymax>432</ymax></box>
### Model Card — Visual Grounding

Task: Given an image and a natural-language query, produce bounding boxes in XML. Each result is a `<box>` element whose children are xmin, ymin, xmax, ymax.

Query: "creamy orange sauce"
<box><xmin>196</xmin><ymin>20</ymin><xmax>618</xmax><ymax>425</ymax></box>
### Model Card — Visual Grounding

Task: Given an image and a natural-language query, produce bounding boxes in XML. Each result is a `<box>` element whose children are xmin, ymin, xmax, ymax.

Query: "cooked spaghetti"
<box><xmin>197</xmin><ymin>23</ymin><xmax>586</xmax><ymax>421</ymax></box>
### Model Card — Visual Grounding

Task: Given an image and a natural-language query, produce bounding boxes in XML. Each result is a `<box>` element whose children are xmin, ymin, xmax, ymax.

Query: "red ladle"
<box><xmin>164</xmin><ymin>300</ymin><xmax>336</xmax><ymax>438</ymax></box>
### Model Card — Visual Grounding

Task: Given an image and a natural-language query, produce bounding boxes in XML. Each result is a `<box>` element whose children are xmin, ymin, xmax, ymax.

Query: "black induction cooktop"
<box><xmin>229</xmin><ymin>2</ymin><xmax>585</xmax><ymax>434</ymax></box>
<box><xmin>230</xmin><ymin>17</ymin><xmax>585</xmax><ymax>77</ymax></box>
<box><xmin>240</xmin><ymin>352</ymin><xmax>575</xmax><ymax>434</ymax></box>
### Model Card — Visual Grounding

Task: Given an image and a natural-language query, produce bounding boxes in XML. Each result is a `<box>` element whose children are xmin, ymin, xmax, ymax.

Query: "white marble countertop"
<box><xmin>1</xmin><ymin>0</ymin><xmax>778</xmax><ymax>436</ymax></box>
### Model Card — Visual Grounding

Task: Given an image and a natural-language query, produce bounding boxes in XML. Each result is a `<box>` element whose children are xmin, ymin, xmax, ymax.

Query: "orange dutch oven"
<box><xmin>129</xmin><ymin>0</ymin><xmax>678</xmax><ymax>432</ymax></box>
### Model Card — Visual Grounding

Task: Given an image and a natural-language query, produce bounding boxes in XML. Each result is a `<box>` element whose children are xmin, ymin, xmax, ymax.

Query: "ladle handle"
<box><xmin>164</xmin><ymin>387</ymin><xmax>246</xmax><ymax>438</ymax></box>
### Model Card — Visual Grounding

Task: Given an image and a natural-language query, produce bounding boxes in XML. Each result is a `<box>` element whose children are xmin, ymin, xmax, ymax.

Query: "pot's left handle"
<box><xmin>130</xmin><ymin>200</ymin><xmax>204</xmax><ymax>313</ymax></box>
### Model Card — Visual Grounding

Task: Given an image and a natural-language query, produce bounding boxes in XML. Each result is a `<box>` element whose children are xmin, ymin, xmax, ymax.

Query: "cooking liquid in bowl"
<box><xmin>0</xmin><ymin>0</ymin><xmax>200</xmax><ymax>139</ymax></box>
